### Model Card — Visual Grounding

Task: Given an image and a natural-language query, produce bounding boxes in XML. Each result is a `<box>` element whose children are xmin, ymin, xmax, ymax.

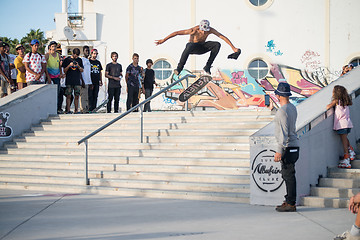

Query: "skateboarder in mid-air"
<box><xmin>155</xmin><ymin>19</ymin><xmax>241</xmax><ymax>75</ymax></box>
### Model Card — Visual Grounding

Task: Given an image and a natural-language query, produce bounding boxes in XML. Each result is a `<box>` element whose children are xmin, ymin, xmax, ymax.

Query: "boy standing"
<box><xmin>62</xmin><ymin>48</ymin><xmax>84</xmax><ymax>114</ymax></box>
<box><xmin>23</xmin><ymin>39</ymin><xmax>47</xmax><ymax>85</ymax></box>
<box><xmin>125</xmin><ymin>53</ymin><xmax>143</xmax><ymax>111</ymax></box>
<box><xmin>0</xmin><ymin>41</ymin><xmax>12</xmax><ymax>98</ymax></box>
<box><xmin>105</xmin><ymin>52</ymin><xmax>122</xmax><ymax>113</ymax></box>
<box><xmin>45</xmin><ymin>41</ymin><xmax>64</xmax><ymax>113</ymax></box>
<box><xmin>14</xmin><ymin>44</ymin><xmax>27</xmax><ymax>90</ymax></box>
<box><xmin>80</xmin><ymin>46</ymin><xmax>92</xmax><ymax>113</ymax></box>
<box><xmin>88</xmin><ymin>49</ymin><xmax>103</xmax><ymax>111</ymax></box>
<box><xmin>143</xmin><ymin>59</ymin><xmax>157</xmax><ymax>112</ymax></box>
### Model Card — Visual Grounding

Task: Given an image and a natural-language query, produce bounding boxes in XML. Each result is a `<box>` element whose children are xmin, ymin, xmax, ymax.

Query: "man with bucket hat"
<box><xmin>273</xmin><ymin>82</ymin><xmax>300</xmax><ymax>212</ymax></box>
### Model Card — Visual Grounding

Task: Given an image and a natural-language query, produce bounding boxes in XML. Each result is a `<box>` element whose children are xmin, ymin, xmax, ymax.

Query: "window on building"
<box><xmin>248</xmin><ymin>59</ymin><xmax>269</xmax><ymax>80</ymax></box>
<box><xmin>153</xmin><ymin>60</ymin><xmax>172</xmax><ymax>80</ymax></box>
<box><xmin>350</xmin><ymin>58</ymin><xmax>360</xmax><ymax>67</ymax></box>
<box><xmin>249</xmin><ymin>0</ymin><xmax>269</xmax><ymax>6</ymax></box>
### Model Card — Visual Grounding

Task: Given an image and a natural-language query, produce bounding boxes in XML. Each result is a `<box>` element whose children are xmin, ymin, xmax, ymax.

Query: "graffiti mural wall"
<box><xmin>157</xmin><ymin>62</ymin><xmax>335</xmax><ymax>110</ymax></box>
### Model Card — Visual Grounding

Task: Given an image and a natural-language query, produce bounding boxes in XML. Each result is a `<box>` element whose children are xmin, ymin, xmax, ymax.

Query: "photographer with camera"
<box><xmin>62</xmin><ymin>48</ymin><xmax>84</xmax><ymax>114</ymax></box>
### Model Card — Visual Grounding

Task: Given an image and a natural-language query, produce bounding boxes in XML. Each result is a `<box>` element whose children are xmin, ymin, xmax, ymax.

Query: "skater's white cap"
<box><xmin>199</xmin><ymin>20</ymin><xmax>210</xmax><ymax>31</ymax></box>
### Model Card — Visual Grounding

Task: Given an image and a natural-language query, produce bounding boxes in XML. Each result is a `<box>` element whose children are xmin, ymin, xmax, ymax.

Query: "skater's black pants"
<box><xmin>281</xmin><ymin>147</ymin><xmax>299</xmax><ymax>206</ymax></box>
<box><xmin>107</xmin><ymin>87</ymin><xmax>121</xmax><ymax>113</ymax></box>
<box><xmin>88</xmin><ymin>85</ymin><xmax>100</xmax><ymax>111</ymax></box>
<box><xmin>126</xmin><ymin>85</ymin><xmax>139</xmax><ymax>111</ymax></box>
<box><xmin>177</xmin><ymin>41</ymin><xmax>221</xmax><ymax>73</ymax></box>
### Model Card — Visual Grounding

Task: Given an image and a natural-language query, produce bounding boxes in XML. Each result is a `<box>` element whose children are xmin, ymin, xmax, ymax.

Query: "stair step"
<box><xmin>22</xmin><ymin>129</ymin><xmax>258</xmax><ymax>137</ymax></box>
<box><xmin>0</xmin><ymin>174</ymin><xmax>249</xmax><ymax>193</ymax></box>
<box><xmin>301</xmin><ymin>196</ymin><xmax>349</xmax><ymax>208</ymax></box>
<box><xmin>46</xmin><ymin>116</ymin><xmax>274</xmax><ymax>125</ymax></box>
<box><xmin>0</xmin><ymin>162</ymin><xmax>249</xmax><ymax>175</ymax></box>
<box><xmin>34</xmin><ymin>121</ymin><xmax>270</xmax><ymax>131</ymax></box>
<box><xmin>0</xmin><ymin>168</ymin><xmax>249</xmax><ymax>184</ymax></box>
<box><xmin>14</xmin><ymin>135</ymin><xmax>250</xmax><ymax>144</ymax></box>
<box><xmin>327</xmin><ymin>167</ymin><xmax>360</xmax><ymax>179</ymax></box>
<box><xmin>6</xmin><ymin>142</ymin><xmax>250</xmax><ymax>151</ymax></box>
<box><xmin>318</xmin><ymin>178</ymin><xmax>360</xmax><ymax>188</ymax></box>
<box><xmin>0</xmin><ymin>155</ymin><xmax>250</xmax><ymax>167</ymax></box>
<box><xmin>310</xmin><ymin>187</ymin><xmax>360</xmax><ymax>198</ymax></box>
<box><xmin>0</xmin><ymin>181</ymin><xmax>250</xmax><ymax>203</ymax></box>
<box><xmin>1</xmin><ymin>148</ymin><xmax>250</xmax><ymax>158</ymax></box>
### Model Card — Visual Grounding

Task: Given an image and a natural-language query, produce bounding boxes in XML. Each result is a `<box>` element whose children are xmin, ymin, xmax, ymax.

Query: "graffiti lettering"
<box><xmin>265</xmin><ymin>40</ymin><xmax>276</xmax><ymax>52</ymax></box>
<box><xmin>231</xmin><ymin>71</ymin><xmax>248</xmax><ymax>85</ymax></box>
<box><xmin>265</xmin><ymin>40</ymin><xmax>283</xmax><ymax>56</ymax></box>
<box><xmin>162</xmin><ymin>95</ymin><xmax>176</xmax><ymax>105</ymax></box>
<box><xmin>301</xmin><ymin>50</ymin><xmax>320</xmax><ymax>63</ymax></box>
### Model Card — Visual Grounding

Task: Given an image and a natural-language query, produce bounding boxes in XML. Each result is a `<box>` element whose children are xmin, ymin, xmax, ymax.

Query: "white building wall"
<box><xmin>50</xmin><ymin>0</ymin><xmax>360</xmax><ymax>110</ymax></box>
<box><xmin>330</xmin><ymin>0</ymin><xmax>360</xmax><ymax>69</ymax></box>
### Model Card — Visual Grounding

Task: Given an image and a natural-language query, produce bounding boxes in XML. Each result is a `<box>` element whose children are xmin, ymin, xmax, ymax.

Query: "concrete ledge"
<box><xmin>0</xmin><ymin>85</ymin><xmax>57</xmax><ymax>147</ymax></box>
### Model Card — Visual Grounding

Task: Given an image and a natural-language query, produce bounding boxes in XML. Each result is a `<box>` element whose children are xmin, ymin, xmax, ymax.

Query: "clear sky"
<box><xmin>0</xmin><ymin>0</ymin><xmax>78</xmax><ymax>41</ymax></box>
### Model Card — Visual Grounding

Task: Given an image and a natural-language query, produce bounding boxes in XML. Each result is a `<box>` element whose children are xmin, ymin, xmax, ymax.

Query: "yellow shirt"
<box><xmin>14</xmin><ymin>56</ymin><xmax>26</xmax><ymax>83</ymax></box>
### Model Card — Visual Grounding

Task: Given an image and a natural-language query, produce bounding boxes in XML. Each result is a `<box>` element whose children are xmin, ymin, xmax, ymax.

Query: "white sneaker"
<box><xmin>334</xmin><ymin>231</ymin><xmax>350</xmax><ymax>240</ymax></box>
<box><xmin>338</xmin><ymin>157</ymin><xmax>351</xmax><ymax>169</ymax></box>
<box><xmin>349</xmin><ymin>146</ymin><xmax>356</xmax><ymax>161</ymax></box>
<box><xmin>334</xmin><ymin>231</ymin><xmax>360</xmax><ymax>240</ymax></box>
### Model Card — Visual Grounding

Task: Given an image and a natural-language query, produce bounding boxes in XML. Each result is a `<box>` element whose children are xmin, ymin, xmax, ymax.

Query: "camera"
<box><xmin>72</xmin><ymin>60</ymin><xmax>78</xmax><ymax>66</ymax></box>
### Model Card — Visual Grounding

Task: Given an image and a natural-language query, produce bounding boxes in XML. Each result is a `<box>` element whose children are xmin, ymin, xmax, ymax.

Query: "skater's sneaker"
<box><xmin>275</xmin><ymin>202</ymin><xmax>296</xmax><ymax>212</ymax></box>
<box><xmin>338</xmin><ymin>156</ymin><xmax>351</xmax><ymax>169</ymax></box>
<box><xmin>203</xmin><ymin>66</ymin><xmax>212</xmax><ymax>75</ymax></box>
<box><xmin>349</xmin><ymin>146</ymin><xmax>356</xmax><ymax>161</ymax></box>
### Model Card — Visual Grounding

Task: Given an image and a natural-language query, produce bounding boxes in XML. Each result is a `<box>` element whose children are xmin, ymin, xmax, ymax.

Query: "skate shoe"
<box><xmin>203</xmin><ymin>66</ymin><xmax>211</xmax><ymax>75</ymax></box>
<box><xmin>334</xmin><ymin>231</ymin><xmax>360</xmax><ymax>240</ymax></box>
<box><xmin>349</xmin><ymin>146</ymin><xmax>356</xmax><ymax>161</ymax></box>
<box><xmin>338</xmin><ymin>155</ymin><xmax>351</xmax><ymax>169</ymax></box>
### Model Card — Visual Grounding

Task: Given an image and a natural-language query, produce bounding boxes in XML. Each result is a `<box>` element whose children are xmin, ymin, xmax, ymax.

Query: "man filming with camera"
<box><xmin>62</xmin><ymin>48</ymin><xmax>84</xmax><ymax>114</ymax></box>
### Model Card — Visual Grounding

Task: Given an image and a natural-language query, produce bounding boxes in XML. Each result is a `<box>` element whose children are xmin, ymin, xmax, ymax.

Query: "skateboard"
<box><xmin>178</xmin><ymin>75</ymin><xmax>212</xmax><ymax>102</ymax></box>
<box><xmin>90</xmin><ymin>99</ymin><xmax>109</xmax><ymax>113</ymax></box>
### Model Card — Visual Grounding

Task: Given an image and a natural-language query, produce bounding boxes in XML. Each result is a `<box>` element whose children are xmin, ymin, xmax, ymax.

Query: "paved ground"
<box><xmin>0</xmin><ymin>190</ymin><xmax>356</xmax><ymax>240</ymax></box>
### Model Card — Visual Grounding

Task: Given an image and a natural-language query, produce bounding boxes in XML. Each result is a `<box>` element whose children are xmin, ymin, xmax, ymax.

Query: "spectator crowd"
<box><xmin>0</xmin><ymin>39</ymin><xmax>157</xmax><ymax>114</ymax></box>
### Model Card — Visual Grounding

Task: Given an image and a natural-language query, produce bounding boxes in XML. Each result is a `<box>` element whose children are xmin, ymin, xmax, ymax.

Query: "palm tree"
<box><xmin>21</xmin><ymin>29</ymin><xmax>49</xmax><ymax>54</ymax></box>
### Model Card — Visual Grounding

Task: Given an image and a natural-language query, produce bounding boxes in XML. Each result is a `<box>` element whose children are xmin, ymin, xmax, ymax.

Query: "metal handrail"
<box><xmin>77</xmin><ymin>74</ymin><xmax>195</xmax><ymax>185</ymax></box>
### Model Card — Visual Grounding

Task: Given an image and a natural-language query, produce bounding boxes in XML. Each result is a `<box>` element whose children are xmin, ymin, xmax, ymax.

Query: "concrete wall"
<box><xmin>250</xmin><ymin>67</ymin><xmax>360</xmax><ymax>205</ymax></box>
<box><xmin>0</xmin><ymin>85</ymin><xmax>57</xmax><ymax>148</ymax></box>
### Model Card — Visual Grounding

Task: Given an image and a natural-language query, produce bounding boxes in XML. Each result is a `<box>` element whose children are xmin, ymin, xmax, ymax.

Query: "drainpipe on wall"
<box><xmin>62</xmin><ymin>0</ymin><xmax>68</xmax><ymax>13</ymax></box>
<box><xmin>190</xmin><ymin>0</ymin><xmax>196</xmax><ymax>71</ymax></box>
<box><xmin>325</xmin><ymin>0</ymin><xmax>330</xmax><ymax>72</ymax></box>
<box><xmin>78</xmin><ymin>0</ymin><xmax>83</xmax><ymax>14</ymax></box>
<box><xmin>129</xmin><ymin>0</ymin><xmax>134</xmax><ymax>61</ymax></box>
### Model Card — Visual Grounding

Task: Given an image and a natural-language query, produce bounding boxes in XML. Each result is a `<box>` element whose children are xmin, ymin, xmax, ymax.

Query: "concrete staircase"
<box><xmin>302</xmin><ymin>155</ymin><xmax>360</xmax><ymax>208</ymax></box>
<box><xmin>0</xmin><ymin>109</ymin><xmax>274</xmax><ymax>203</ymax></box>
